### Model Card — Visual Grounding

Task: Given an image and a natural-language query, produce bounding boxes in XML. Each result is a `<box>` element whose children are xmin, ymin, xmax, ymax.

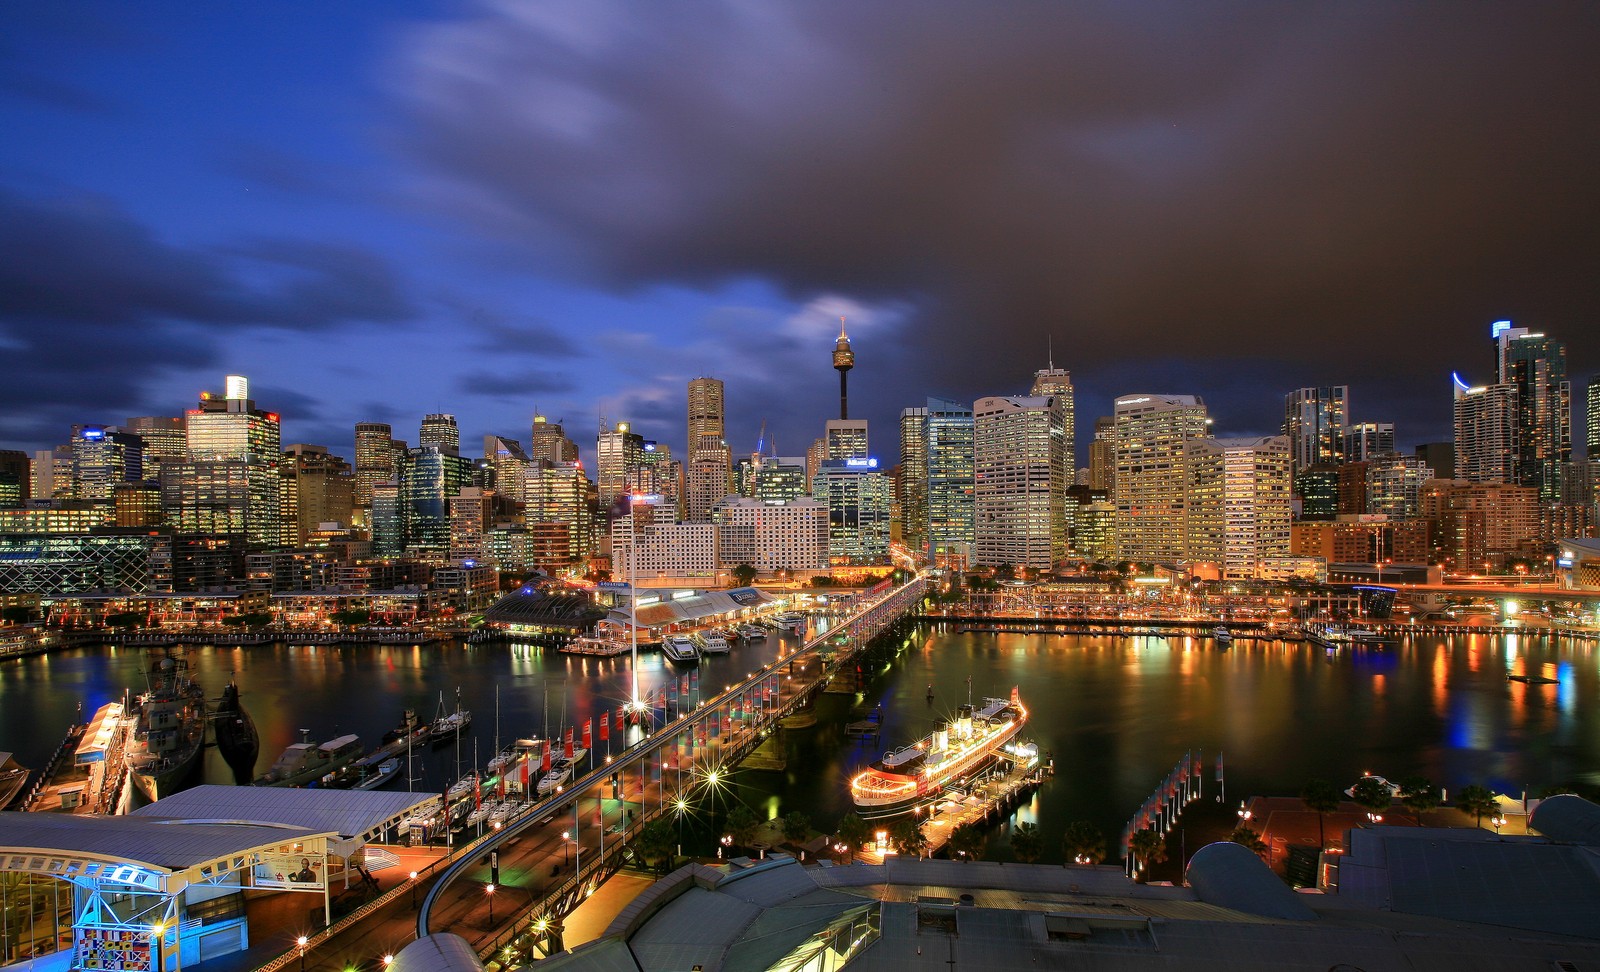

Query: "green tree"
<box><xmin>1349</xmin><ymin>777</ymin><xmax>1394</xmax><ymax>817</ymax></box>
<box><xmin>330</xmin><ymin>608</ymin><xmax>371</xmax><ymax>627</ymax></box>
<box><xmin>781</xmin><ymin>810</ymin><xmax>811</xmax><ymax>845</ymax></box>
<box><xmin>105</xmin><ymin>611</ymin><xmax>143</xmax><ymax>629</ymax></box>
<box><xmin>890</xmin><ymin>817</ymin><xmax>928</xmax><ymax>858</ymax></box>
<box><xmin>994</xmin><ymin>562</ymin><xmax>1016</xmax><ymax>581</ymax></box>
<box><xmin>731</xmin><ymin>564</ymin><xmax>758</xmax><ymax>588</ymax></box>
<box><xmin>1398</xmin><ymin>776</ymin><xmax>1442</xmax><ymax>822</ymax></box>
<box><xmin>1009</xmin><ymin>821</ymin><xmax>1042</xmax><ymax>863</ymax></box>
<box><xmin>948</xmin><ymin>824</ymin><xmax>986</xmax><ymax>861</ymax></box>
<box><xmin>634</xmin><ymin>818</ymin><xmax>677</xmax><ymax>873</ymax></box>
<box><xmin>1129</xmin><ymin>828</ymin><xmax>1167</xmax><ymax>879</ymax></box>
<box><xmin>810</xmin><ymin>575</ymin><xmax>835</xmax><ymax>588</ymax></box>
<box><xmin>834</xmin><ymin>812</ymin><xmax>871</xmax><ymax>859</ymax></box>
<box><xmin>1229</xmin><ymin>827</ymin><xmax>1268</xmax><ymax>855</ymax></box>
<box><xmin>1455</xmin><ymin>784</ymin><xmax>1499</xmax><ymax>828</ymax></box>
<box><xmin>1299</xmin><ymin>779</ymin><xmax>1341</xmax><ymax>850</ymax></box>
<box><xmin>725</xmin><ymin>805</ymin><xmax>761</xmax><ymax>849</ymax></box>
<box><xmin>1061</xmin><ymin>821</ymin><xmax>1106</xmax><ymax>864</ymax></box>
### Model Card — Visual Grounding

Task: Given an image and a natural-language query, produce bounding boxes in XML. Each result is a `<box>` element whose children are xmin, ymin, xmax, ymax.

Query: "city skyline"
<box><xmin>3</xmin><ymin>4</ymin><xmax>1599</xmax><ymax>463</ymax></box>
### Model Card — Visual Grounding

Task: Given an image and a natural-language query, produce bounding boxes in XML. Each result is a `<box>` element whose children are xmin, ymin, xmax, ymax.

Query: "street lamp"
<box><xmin>1492</xmin><ymin>813</ymin><xmax>1506</xmax><ymax>835</ymax></box>
<box><xmin>486</xmin><ymin>882</ymin><xmax>496</xmax><ymax>925</ymax></box>
<box><xmin>296</xmin><ymin>935</ymin><xmax>309</xmax><ymax>972</ymax></box>
<box><xmin>1236</xmin><ymin>801</ymin><xmax>1252</xmax><ymax>824</ymax></box>
<box><xmin>562</xmin><ymin>830</ymin><xmax>572</xmax><ymax>867</ymax></box>
<box><xmin>150</xmin><ymin>921</ymin><xmax>166</xmax><ymax>972</ymax></box>
<box><xmin>718</xmin><ymin>834</ymin><xmax>732</xmax><ymax>859</ymax></box>
<box><xmin>408</xmin><ymin>870</ymin><xmax>419</xmax><ymax>909</ymax></box>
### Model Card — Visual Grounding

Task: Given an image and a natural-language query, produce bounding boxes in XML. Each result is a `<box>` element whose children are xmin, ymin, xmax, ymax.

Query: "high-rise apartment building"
<box><xmin>1284</xmin><ymin>386</ymin><xmax>1348</xmax><ymax>474</ymax></box>
<box><xmin>1294</xmin><ymin>465</ymin><xmax>1339</xmax><ymax>521</ymax></box>
<box><xmin>1494</xmin><ymin>321</ymin><xmax>1570</xmax><ymax>501</ymax></box>
<box><xmin>1453</xmin><ymin>376</ymin><xmax>1517</xmax><ymax>484</ymax></box>
<box><xmin>420</xmin><ymin>413</ymin><xmax>460</xmax><ymax>456</ymax></box>
<box><xmin>449</xmin><ymin>486</ymin><xmax>491</xmax><ymax>563</ymax></box>
<box><xmin>687</xmin><ymin>377</ymin><xmax>726</xmax><ymax>446</ymax></box>
<box><xmin>1113</xmin><ymin>394</ymin><xmax>1210</xmax><ymax>563</ymax></box>
<box><xmin>1183</xmin><ymin>436</ymin><xmax>1291</xmax><ymax>579</ymax></box>
<box><xmin>973</xmin><ymin>395</ymin><xmax>1066</xmax><ymax>570</ymax></box>
<box><xmin>481</xmin><ymin>435</ymin><xmax>531</xmax><ymax>500</ymax></box>
<box><xmin>685</xmin><ymin>434</ymin><xmax>733</xmax><ymax>523</ymax></box>
<box><xmin>811</xmin><ymin>461</ymin><xmax>892</xmax><ymax>564</ymax></box>
<box><xmin>172</xmin><ymin>375</ymin><xmax>281</xmax><ymax>546</ymax></box>
<box><xmin>33</xmin><ymin>446</ymin><xmax>73</xmax><ymax>500</ymax></box>
<box><xmin>1343</xmin><ymin>423</ymin><xmax>1396</xmax><ymax>462</ymax></box>
<box><xmin>1366</xmin><ymin>453</ymin><xmax>1430</xmax><ymax>519</ymax></box>
<box><xmin>524</xmin><ymin>460</ymin><xmax>594</xmax><ymax>567</ymax></box>
<box><xmin>713</xmin><ymin>496</ymin><xmax>830</xmax><ymax>573</ymax></box>
<box><xmin>898</xmin><ymin>406</ymin><xmax>929</xmax><ymax>553</ymax></box>
<box><xmin>924</xmin><ymin>397</ymin><xmax>974</xmax><ymax>566</ymax></box>
<box><xmin>1587</xmin><ymin>377</ymin><xmax>1600</xmax><ymax>458</ymax></box>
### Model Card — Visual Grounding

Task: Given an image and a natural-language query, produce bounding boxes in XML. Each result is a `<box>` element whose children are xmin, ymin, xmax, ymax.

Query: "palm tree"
<box><xmin>1398</xmin><ymin>776</ymin><xmax>1442</xmax><ymax>822</ymax></box>
<box><xmin>835</xmin><ymin>811</ymin><xmax>871</xmax><ymax>861</ymax></box>
<box><xmin>781</xmin><ymin>810</ymin><xmax>811</xmax><ymax>846</ymax></box>
<box><xmin>1229</xmin><ymin>826</ymin><xmax>1268</xmax><ymax>856</ymax></box>
<box><xmin>890</xmin><ymin>817</ymin><xmax>928</xmax><ymax>858</ymax></box>
<box><xmin>1128</xmin><ymin>828</ymin><xmax>1167</xmax><ymax>880</ymax></box>
<box><xmin>948</xmin><ymin>824</ymin><xmax>986</xmax><ymax>861</ymax></box>
<box><xmin>1010</xmin><ymin>822</ymin><xmax>1043</xmax><ymax>863</ymax></box>
<box><xmin>1299</xmin><ymin>779</ymin><xmax>1341</xmax><ymax>849</ymax></box>
<box><xmin>1455</xmin><ymin>784</ymin><xmax>1499</xmax><ymax>828</ymax></box>
<box><xmin>1061</xmin><ymin>821</ymin><xmax>1106</xmax><ymax>864</ymax></box>
<box><xmin>1349</xmin><ymin>777</ymin><xmax>1393</xmax><ymax>819</ymax></box>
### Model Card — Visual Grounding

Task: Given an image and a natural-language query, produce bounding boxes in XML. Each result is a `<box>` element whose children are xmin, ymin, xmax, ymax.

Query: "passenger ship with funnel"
<box><xmin>849</xmin><ymin>686</ymin><xmax>1027</xmax><ymax>818</ymax></box>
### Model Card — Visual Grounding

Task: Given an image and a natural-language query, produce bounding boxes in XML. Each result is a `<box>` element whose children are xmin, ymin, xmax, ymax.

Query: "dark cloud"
<box><xmin>0</xmin><ymin>190</ymin><xmax>416</xmax><ymax>448</ymax></box>
<box><xmin>0</xmin><ymin>69</ymin><xmax>118</xmax><ymax>115</ymax></box>
<box><xmin>456</xmin><ymin>370</ymin><xmax>577</xmax><ymax>399</ymax></box>
<box><xmin>393</xmin><ymin>1</ymin><xmax>1600</xmax><ymax>453</ymax></box>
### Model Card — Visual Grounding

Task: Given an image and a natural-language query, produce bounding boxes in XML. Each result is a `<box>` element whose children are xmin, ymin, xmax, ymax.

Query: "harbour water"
<box><xmin>3</xmin><ymin>624</ymin><xmax>1596</xmax><ymax>862</ymax></box>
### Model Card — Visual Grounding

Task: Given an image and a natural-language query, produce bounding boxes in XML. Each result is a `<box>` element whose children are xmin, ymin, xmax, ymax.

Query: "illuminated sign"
<box><xmin>1451</xmin><ymin>372</ymin><xmax>1471</xmax><ymax>393</ymax></box>
<box><xmin>844</xmin><ymin>458</ymin><xmax>879</xmax><ymax>469</ymax></box>
<box><xmin>1490</xmin><ymin>320</ymin><xmax>1512</xmax><ymax>338</ymax></box>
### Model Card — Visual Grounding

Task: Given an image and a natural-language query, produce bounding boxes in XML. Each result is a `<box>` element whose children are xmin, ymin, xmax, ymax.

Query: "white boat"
<box><xmin>489</xmin><ymin>802</ymin><xmax>516</xmax><ymax>826</ymax></box>
<box><xmin>447</xmin><ymin>772</ymin><xmax>478</xmax><ymax>803</ymax></box>
<box><xmin>353</xmin><ymin>758</ymin><xmax>402</xmax><ymax>790</ymax></box>
<box><xmin>700</xmin><ymin>632</ymin><xmax>730</xmax><ymax>654</ymax></box>
<box><xmin>537</xmin><ymin>762</ymin><xmax>573</xmax><ymax>795</ymax></box>
<box><xmin>429</xmin><ymin>690</ymin><xmax>472</xmax><ymax>745</ymax></box>
<box><xmin>662</xmin><ymin>636</ymin><xmax>699</xmax><ymax>664</ymax></box>
<box><xmin>774</xmin><ymin>612</ymin><xmax>806</xmax><ymax>632</ymax></box>
<box><xmin>1213</xmin><ymin>626</ymin><xmax>1233</xmax><ymax>646</ymax></box>
<box><xmin>851</xmin><ymin>687</ymin><xmax>1028</xmax><ymax>819</ymax></box>
<box><xmin>738</xmin><ymin>625</ymin><xmax>767</xmax><ymax>641</ymax></box>
<box><xmin>466</xmin><ymin>802</ymin><xmax>494</xmax><ymax>827</ymax></box>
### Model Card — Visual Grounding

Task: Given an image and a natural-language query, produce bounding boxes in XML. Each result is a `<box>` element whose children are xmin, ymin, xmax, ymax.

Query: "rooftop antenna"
<box><xmin>1047</xmin><ymin>334</ymin><xmax>1054</xmax><ymax>371</ymax></box>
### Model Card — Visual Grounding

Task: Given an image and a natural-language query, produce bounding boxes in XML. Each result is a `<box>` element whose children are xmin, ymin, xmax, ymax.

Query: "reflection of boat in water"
<box><xmin>1508</xmin><ymin>673</ymin><xmax>1559</xmax><ymax>685</ymax></box>
<box><xmin>662</xmin><ymin>636</ymin><xmax>699</xmax><ymax>664</ymax></box>
<box><xmin>213</xmin><ymin>679</ymin><xmax>259</xmax><ymax>777</ymax></box>
<box><xmin>0</xmin><ymin>752</ymin><xmax>28</xmax><ymax>810</ymax></box>
<box><xmin>429</xmin><ymin>689</ymin><xmax>472</xmax><ymax>745</ymax></box>
<box><xmin>850</xmin><ymin>687</ymin><xmax>1027</xmax><ymax>819</ymax></box>
<box><xmin>124</xmin><ymin>649</ymin><xmax>207</xmax><ymax>802</ymax></box>
<box><xmin>253</xmin><ymin>731</ymin><xmax>363</xmax><ymax>787</ymax></box>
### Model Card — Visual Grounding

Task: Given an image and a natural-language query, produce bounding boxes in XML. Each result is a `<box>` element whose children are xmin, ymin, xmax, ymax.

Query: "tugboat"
<box><xmin>850</xmin><ymin>686</ymin><xmax>1027</xmax><ymax>819</ymax></box>
<box><xmin>124</xmin><ymin>649</ymin><xmax>207</xmax><ymax>802</ymax></box>
<box><xmin>212</xmin><ymin>679</ymin><xmax>259</xmax><ymax>778</ymax></box>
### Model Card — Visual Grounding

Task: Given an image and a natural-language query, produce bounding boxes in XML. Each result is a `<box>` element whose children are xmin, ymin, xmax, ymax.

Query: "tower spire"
<box><xmin>832</xmin><ymin>316</ymin><xmax>856</xmax><ymax>420</ymax></box>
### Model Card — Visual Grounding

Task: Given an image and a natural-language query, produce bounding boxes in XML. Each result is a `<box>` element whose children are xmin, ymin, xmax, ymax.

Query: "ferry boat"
<box><xmin>124</xmin><ymin>649</ymin><xmax>208</xmax><ymax>802</ymax></box>
<box><xmin>738</xmin><ymin>625</ymin><xmax>767</xmax><ymax>641</ymax></box>
<box><xmin>774</xmin><ymin>612</ymin><xmax>806</xmax><ymax>633</ymax></box>
<box><xmin>662</xmin><ymin>636</ymin><xmax>699</xmax><ymax>664</ymax></box>
<box><xmin>253</xmin><ymin>732</ymin><xmax>364</xmax><ymax>787</ymax></box>
<box><xmin>700</xmin><ymin>632</ymin><xmax>730</xmax><ymax>654</ymax></box>
<box><xmin>850</xmin><ymin>687</ymin><xmax>1027</xmax><ymax>819</ymax></box>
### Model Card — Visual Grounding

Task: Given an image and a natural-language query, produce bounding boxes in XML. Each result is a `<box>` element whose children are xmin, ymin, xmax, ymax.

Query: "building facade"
<box><xmin>1283</xmin><ymin>386</ymin><xmax>1348</xmax><ymax>474</ymax></box>
<box><xmin>1113</xmin><ymin>394</ymin><xmax>1210</xmax><ymax>563</ymax></box>
<box><xmin>1453</xmin><ymin>377</ymin><xmax>1518</xmax><ymax>484</ymax></box>
<box><xmin>1183</xmin><ymin>436</ymin><xmax>1292</xmax><ymax>579</ymax></box>
<box><xmin>712</xmin><ymin>496</ymin><xmax>829</xmax><ymax>572</ymax></box>
<box><xmin>973</xmin><ymin>395</ymin><xmax>1066</xmax><ymax>570</ymax></box>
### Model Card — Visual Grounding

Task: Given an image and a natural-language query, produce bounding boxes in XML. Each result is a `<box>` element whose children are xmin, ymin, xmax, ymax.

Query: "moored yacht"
<box><xmin>850</xmin><ymin>687</ymin><xmax>1027</xmax><ymax>819</ymax></box>
<box><xmin>662</xmin><ymin>636</ymin><xmax>699</xmax><ymax>664</ymax></box>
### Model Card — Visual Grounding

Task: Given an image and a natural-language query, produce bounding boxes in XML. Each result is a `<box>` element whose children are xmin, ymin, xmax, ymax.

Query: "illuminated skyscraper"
<box><xmin>898</xmin><ymin>406</ymin><xmax>929</xmax><ymax>552</ymax></box>
<box><xmin>71</xmin><ymin>425</ymin><xmax>144</xmax><ymax>501</ymax></box>
<box><xmin>481</xmin><ymin>435</ymin><xmax>531</xmax><ymax>501</ymax></box>
<box><xmin>0</xmin><ymin>450</ymin><xmax>28</xmax><ymax>508</ymax></box>
<box><xmin>1493</xmin><ymin>320</ymin><xmax>1570</xmax><ymax>501</ymax></box>
<box><xmin>812</xmin><ymin>460</ymin><xmax>891</xmax><ymax>564</ymax></box>
<box><xmin>123</xmin><ymin>416</ymin><xmax>186</xmax><ymax>477</ymax></box>
<box><xmin>354</xmin><ymin>422</ymin><xmax>406</xmax><ymax>514</ymax></box>
<box><xmin>398</xmin><ymin>444</ymin><xmax>473</xmax><ymax>554</ymax></box>
<box><xmin>687</xmin><ymin>377</ymin><xmax>726</xmax><ymax>446</ymax></box>
<box><xmin>280</xmin><ymin>444</ymin><xmax>354</xmax><ymax>546</ymax></box>
<box><xmin>1114</xmin><ymin>394</ymin><xmax>1210</xmax><ymax>563</ymax></box>
<box><xmin>1587</xmin><ymin>377</ymin><xmax>1600</xmax><ymax>457</ymax></box>
<box><xmin>524</xmin><ymin>460</ymin><xmax>594</xmax><ymax>566</ymax></box>
<box><xmin>825</xmin><ymin>420</ymin><xmax>868</xmax><ymax>462</ymax></box>
<box><xmin>1343</xmin><ymin>423</ymin><xmax>1396</xmax><ymax>462</ymax></box>
<box><xmin>1453</xmin><ymin>375</ymin><xmax>1517</xmax><ymax>483</ymax></box>
<box><xmin>1030</xmin><ymin>362</ymin><xmax>1076</xmax><ymax>487</ymax></box>
<box><xmin>1088</xmin><ymin>417</ymin><xmax>1115</xmax><ymax>492</ymax></box>
<box><xmin>751</xmin><ymin>456</ymin><xmax>810</xmax><ymax>503</ymax></box>
<box><xmin>420</xmin><ymin>413</ymin><xmax>460</xmax><ymax>456</ymax></box>
<box><xmin>685</xmin><ymin>434</ymin><xmax>733</xmax><ymax>523</ymax></box>
<box><xmin>596</xmin><ymin>420</ymin><xmax>645</xmax><ymax>512</ymax></box>
<box><xmin>1184</xmin><ymin>436</ymin><xmax>1291</xmax><ymax>578</ymax></box>
<box><xmin>973</xmin><ymin>395</ymin><xmax>1066</xmax><ymax>570</ymax></box>
<box><xmin>1365</xmin><ymin>453</ymin><xmax>1430</xmax><ymax>519</ymax></box>
<box><xmin>172</xmin><ymin>375</ymin><xmax>281</xmax><ymax>546</ymax></box>
<box><xmin>924</xmin><ymin>397</ymin><xmax>974</xmax><ymax>566</ymax></box>
<box><xmin>530</xmin><ymin>414</ymin><xmax>579</xmax><ymax>465</ymax></box>
<box><xmin>1283</xmin><ymin>386</ymin><xmax>1348</xmax><ymax>474</ymax></box>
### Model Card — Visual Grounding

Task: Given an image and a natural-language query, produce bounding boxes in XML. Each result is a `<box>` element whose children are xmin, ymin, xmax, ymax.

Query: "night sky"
<box><xmin>3</xmin><ymin>2</ymin><xmax>1597</xmax><ymax>465</ymax></box>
